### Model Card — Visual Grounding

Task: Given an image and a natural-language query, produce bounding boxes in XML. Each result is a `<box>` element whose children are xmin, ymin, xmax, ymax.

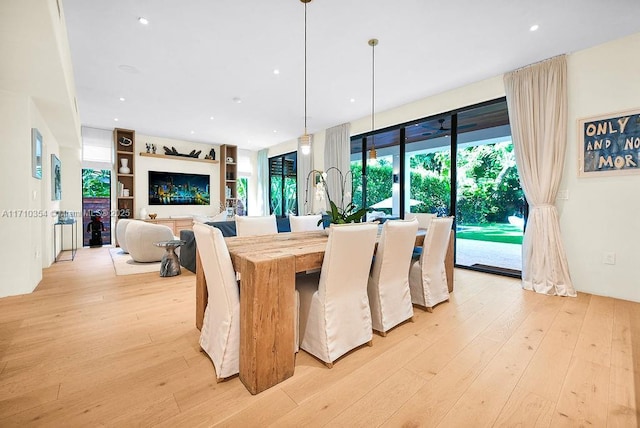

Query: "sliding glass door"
<box><xmin>269</xmin><ymin>151</ymin><xmax>297</xmax><ymax>217</ymax></box>
<box><xmin>351</xmin><ymin>98</ymin><xmax>526</xmax><ymax>277</ymax></box>
<box><xmin>454</xmin><ymin>102</ymin><xmax>524</xmax><ymax>274</ymax></box>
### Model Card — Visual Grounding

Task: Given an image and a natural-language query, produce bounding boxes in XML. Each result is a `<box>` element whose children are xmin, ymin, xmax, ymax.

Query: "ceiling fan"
<box><xmin>421</xmin><ymin>118</ymin><xmax>476</xmax><ymax>136</ymax></box>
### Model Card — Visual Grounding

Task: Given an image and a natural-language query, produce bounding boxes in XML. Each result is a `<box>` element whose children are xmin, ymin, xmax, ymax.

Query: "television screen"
<box><xmin>148</xmin><ymin>171</ymin><xmax>210</xmax><ymax>205</ymax></box>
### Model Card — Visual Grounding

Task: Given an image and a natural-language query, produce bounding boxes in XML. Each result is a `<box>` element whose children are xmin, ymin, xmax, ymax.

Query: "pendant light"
<box><xmin>298</xmin><ymin>0</ymin><xmax>312</xmax><ymax>155</ymax></box>
<box><xmin>368</xmin><ymin>38</ymin><xmax>378</xmax><ymax>163</ymax></box>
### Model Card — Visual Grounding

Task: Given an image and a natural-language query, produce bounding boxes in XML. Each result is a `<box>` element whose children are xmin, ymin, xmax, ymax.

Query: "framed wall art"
<box><xmin>31</xmin><ymin>128</ymin><xmax>43</xmax><ymax>179</ymax></box>
<box><xmin>578</xmin><ymin>108</ymin><xmax>640</xmax><ymax>177</ymax></box>
<box><xmin>51</xmin><ymin>154</ymin><xmax>61</xmax><ymax>200</ymax></box>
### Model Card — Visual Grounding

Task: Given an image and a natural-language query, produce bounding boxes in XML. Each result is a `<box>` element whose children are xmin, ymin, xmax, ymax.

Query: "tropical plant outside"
<box><xmin>350</xmin><ymin>142</ymin><xmax>525</xmax><ymax>244</ymax></box>
<box><xmin>82</xmin><ymin>169</ymin><xmax>110</xmax><ymax>198</ymax></box>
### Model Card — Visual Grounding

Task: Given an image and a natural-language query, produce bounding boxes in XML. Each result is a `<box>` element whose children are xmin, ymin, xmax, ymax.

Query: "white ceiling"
<box><xmin>62</xmin><ymin>0</ymin><xmax>640</xmax><ymax>151</ymax></box>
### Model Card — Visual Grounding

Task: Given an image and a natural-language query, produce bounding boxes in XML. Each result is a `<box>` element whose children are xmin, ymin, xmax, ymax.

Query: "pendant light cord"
<box><xmin>371</xmin><ymin>41</ymin><xmax>375</xmax><ymax>139</ymax></box>
<box><xmin>304</xmin><ymin>2</ymin><xmax>308</xmax><ymax>134</ymax></box>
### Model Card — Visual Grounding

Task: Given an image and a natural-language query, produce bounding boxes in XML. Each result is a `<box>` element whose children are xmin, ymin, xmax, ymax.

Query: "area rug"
<box><xmin>109</xmin><ymin>247</ymin><xmax>161</xmax><ymax>276</ymax></box>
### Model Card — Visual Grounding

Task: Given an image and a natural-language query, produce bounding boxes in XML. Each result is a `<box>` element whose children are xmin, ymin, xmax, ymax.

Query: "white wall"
<box><xmin>560</xmin><ymin>32</ymin><xmax>640</xmax><ymax>302</ymax></box>
<box><xmin>131</xmin><ymin>134</ymin><xmax>221</xmax><ymax>219</ymax></box>
<box><xmin>266</xmin><ymin>33</ymin><xmax>640</xmax><ymax>302</ymax></box>
<box><xmin>0</xmin><ymin>90</ymin><xmax>71</xmax><ymax>297</ymax></box>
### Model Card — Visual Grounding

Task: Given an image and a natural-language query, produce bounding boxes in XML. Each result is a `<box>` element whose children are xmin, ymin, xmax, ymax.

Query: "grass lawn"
<box><xmin>456</xmin><ymin>223</ymin><xmax>523</xmax><ymax>245</ymax></box>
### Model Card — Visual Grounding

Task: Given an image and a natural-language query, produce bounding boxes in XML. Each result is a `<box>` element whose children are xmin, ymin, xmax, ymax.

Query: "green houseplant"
<box><xmin>304</xmin><ymin>167</ymin><xmax>369</xmax><ymax>226</ymax></box>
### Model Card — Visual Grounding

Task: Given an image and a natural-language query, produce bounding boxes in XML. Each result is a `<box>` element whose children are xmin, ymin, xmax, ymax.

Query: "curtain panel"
<box><xmin>256</xmin><ymin>149</ymin><xmax>269</xmax><ymax>216</ymax></box>
<box><xmin>323</xmin><ymin>123</ymin><xmax>351</xmax><ymax>209</ymax></box>
<box><xmin>504</xmin><ymin>55</ymin><xmax>576</xmax><ymax>297</ymax></box>
<box><xmin>297</xmin><ymin>138</ymin><xmax>314</xmax><ymax>214</ymax></box>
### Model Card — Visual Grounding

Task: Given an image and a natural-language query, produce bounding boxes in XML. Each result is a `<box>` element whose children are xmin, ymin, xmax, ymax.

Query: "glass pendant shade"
<box><xmin>299</xmin><ymin>133</ymin><xmax>312</xmax><ymax>155</ymax></box>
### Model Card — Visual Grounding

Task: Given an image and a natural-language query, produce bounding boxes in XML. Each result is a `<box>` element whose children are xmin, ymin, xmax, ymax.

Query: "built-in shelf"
<box><xmin>139</xmin><ymin>152</ymin><xmax>219</xmax><ymax>164</ymax></box>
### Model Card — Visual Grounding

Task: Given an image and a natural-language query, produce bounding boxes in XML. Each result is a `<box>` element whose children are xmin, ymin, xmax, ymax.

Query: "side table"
<box><xmin>53</xmin><ymin>219</ymin><xmax>77</xmax><ymax>262</ymax></box>
<box><xmin>154</xmin><ymin>240</ymin><xmax>185</xmax><ymax>277</ymax></box>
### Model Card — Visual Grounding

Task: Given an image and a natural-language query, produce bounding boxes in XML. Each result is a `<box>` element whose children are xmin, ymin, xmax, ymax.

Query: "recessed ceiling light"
<box><xmin>232</xmin><ymin>97</ymin><xmax>242</xmax><ymax>104</ymax></box>
<box><xmin>138</xmin><ymin>17</ymin><xmax>149</xmax><ymax>25</ymax></box>
<box><xmin>209</xmin><ymin>116</ymin><xmax>214</xmax><ymax>120</ymax></box>
<box><xmin>273</xmin><ymin>130</ymin><xmax>277</xmax><ymax>133</ymax></box>
<box><xmin>273</xmin><ymin>69</ymin><xmax>280</xmax><ymax>75</ymax></box>
<box><xmin>350</xmin><ymin>98</ymin><xmax>355</xmax><ymax>103</ymax></box>
<box><xmin>114</xmin><ymin>118</ymin><xmax>119</xmax><ymax>122</ymax></box>
<box><xmin>530</xmin><ymin>24</ymin><xmax>539</xmax><ymax>32</ymax></box>
<box><xmin>119</xmin><ymin>97</ymin><xmax>125</xmax><ymax>102</ymax></box>
<box><xmin>190</xmin><ymin>130</ymin><xmax>195</xmax><ymax>135</ymax></box>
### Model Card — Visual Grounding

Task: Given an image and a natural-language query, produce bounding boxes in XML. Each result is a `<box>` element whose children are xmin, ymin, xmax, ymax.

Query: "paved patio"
<box><xmin>455</xmin><ymin>238</ymin><xmax>522</xmax><ymax>272</ymax></box>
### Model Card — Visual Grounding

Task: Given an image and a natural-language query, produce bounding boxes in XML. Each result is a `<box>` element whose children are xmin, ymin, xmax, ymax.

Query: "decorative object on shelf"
<box><xmin>118</xmin><ymin>136</ymin><xmax>133</xmax><ymax>147</ymax></box>
<box><xmin>119</xmin><ymin>158</ymin><xmax>131</xmax><ymax>174</ymax></box>
<box><xmin>204</xmin><ymin>148</ymin><xmax>216</xmax><ymax>160</ymax></box>
<box><xmin>152</xmin><ymin>144</ymin><xmax>157</xmax><ymax>154</ymax></box>
<box><xmin>123</xmin><ymin>188</ymin><xmax>130</xmax><ymax>197</ymax></box>
<box><xmin>226</xmin><ymin>156</ymin><xmax>234</xmax><ymax>163</ymax></box>
<box><xmin>51</xmin><ymin>154</ymin><xmax>62</xmax><ymax>201</ymax></box>
<box><xmin>368</xmin><ymin>38</ymin><xmax>379</xmax><ymax>163</ymax></box>
<box><xmin>148</xmin><ymin>213</ymin><xmax>157</xmax><ymax>219</ymax></box>
<box><xmin>145</xmin><ymin>143</ymin><xmax>151</xmax><ymax>153</ymax></box>
<box><xmin>163</xmin><ymin>146</ymin><xmax>201</xmax><ymax>158</ymax></box>
<box><xmin>304</xmin><ymin>167</ymin><xmax>369</xmax><ymax>226</ymax></box>
<box><xmin>140</xmin><ymin>207</ymin><xmax>148</xmax><ymax>219</ymax></box>
<box><xmin>298</xmin><ymin>0</ymin><xmax>313</xmax><ymax>155</ymax></box>
<box><xmin>57</xmin><ymin>210</ymin><xmax>74</xmax><ymax>223</ymax></box>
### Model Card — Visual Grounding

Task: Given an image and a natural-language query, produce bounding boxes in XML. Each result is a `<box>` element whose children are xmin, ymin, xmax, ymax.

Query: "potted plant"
<box><xmin>305</xmin><ymin>167</ymin><xmax>370</xmax><ymax>230</ymax></box>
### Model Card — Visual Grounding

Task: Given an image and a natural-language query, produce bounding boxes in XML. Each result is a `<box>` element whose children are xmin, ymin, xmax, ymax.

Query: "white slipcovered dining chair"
<box><xmin>193</xmin><ymin>223</ymin><xmax>241</xmax><ymax>381</ymax></box>
<box><xmin>409</xmin><ymin>217</ymin><xmax>454</xmax><ymax>312</ymax></box>
<box><xmin>296</xmin><ymin>223</ymin><xmax>378</xmax><ymax>367</ymax></box>
<box><xmin>367</xmin><ymin>218</ymin><xmax>419</xmax><ymax>336</ymax></box>
<box><xmin>289</xmin><ymin>214</ymin><xmax>323</xmax><ymax>232</ymax></box>
<box><xmin>405</xmin><ymin>212</ymin><xmax>437</xmax><ymax>229</ymax></box>
<box><xmin>235</xmin><ymin>214</ymin><xmax>278</xmax><ymax>237</ymax></box>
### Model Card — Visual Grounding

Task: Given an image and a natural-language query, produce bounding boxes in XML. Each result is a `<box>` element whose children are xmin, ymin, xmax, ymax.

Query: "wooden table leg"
<box><xmin>445</xmin><ymin>230</ymin><xmax>454</xmax><ymax>293</ymax></box>
<box><xmin>239</xmin><ymin>255</ymin><xmax>296</xmax><ymax>395</ymax></box>
<box><xmin>195</xmin><ymin>249</ymin><xmax>207</xmax><ymax>330</ymax></box>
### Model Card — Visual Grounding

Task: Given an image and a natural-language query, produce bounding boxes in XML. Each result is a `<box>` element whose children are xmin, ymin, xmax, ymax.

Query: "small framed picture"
<box><xmin>32</xmin><ymin>128</ymin><xmax>42</xmax><ymax>179</ymax></box>
<box><xmin>578</xmin><ymin>108</ymin><xmax>640</xmax><ymax>177</ymax></box>
<box><xmin>51</xmin><ymin>154</ymin><xmax>61</xmax><ymax>200</ymax></box>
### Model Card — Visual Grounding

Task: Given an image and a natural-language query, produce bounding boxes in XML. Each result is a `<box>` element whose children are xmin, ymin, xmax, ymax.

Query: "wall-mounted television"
<box><xmin>148</xmin><ymin>171</ymin><xmax>210</xmax><ymax>205</ymax></box>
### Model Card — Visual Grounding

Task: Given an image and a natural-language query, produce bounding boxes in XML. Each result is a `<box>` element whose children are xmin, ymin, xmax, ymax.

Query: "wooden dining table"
<box><xmin>194</xmin><ymin>228</ymin><xmax>453</xmax><ymax>395</ymax></box>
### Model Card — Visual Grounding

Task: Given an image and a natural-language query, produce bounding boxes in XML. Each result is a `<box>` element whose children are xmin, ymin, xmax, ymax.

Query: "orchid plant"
<box><xmin>305</xmin><ymin>167</ymin><xmax>369</xmax><ymax>226</ymax></box>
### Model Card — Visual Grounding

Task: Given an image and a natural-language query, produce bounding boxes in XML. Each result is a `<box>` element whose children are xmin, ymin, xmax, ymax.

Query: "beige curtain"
<box><xmin>297</xmin><ymin>137</ymin><xmax>314</xmax><ymax>214</ymax></box>
<box><xmin>256</xmin><ymin>149</ymin><xmax>269</xmax><ymax>215</ymax></box>
<box><xmin>323</xmin><ymin>123</ymin><xmax>351</xmax><ymax>207</ymax></box>
<box><xmin>504</xmin><ymin>55</ymin><xmax>576</xmax><ymax>297</ymax></box>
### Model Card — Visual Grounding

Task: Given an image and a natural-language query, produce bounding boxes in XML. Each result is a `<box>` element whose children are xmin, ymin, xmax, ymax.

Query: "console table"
<box><xmin>53</xmin><ymin>219</ymin><xmax>77</xmax><ymax>262</ymax></box>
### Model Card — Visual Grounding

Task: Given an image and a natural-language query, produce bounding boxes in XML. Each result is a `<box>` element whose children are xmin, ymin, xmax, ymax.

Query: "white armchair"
<box><xmin>115</xmin><ymin>219</ymin><xmax>134</xmax><ymax>253</ymax></box>
<box><xmin>193</xmin><ymin>224</ymin><xmax>241</xmax><ymax>381</ymax></box>
<box><xmin>367</xmin><ymin>218</ymin><xmax>419</xmax><ymax>336</ymax></box>
<box><xmin>235</xmin><ymin>214</ymin><xmax>278</xmax><ymax>237</ymax></box>
<box><xmin>409</xmin><ymin>217</ymin><xmax>454</xmax><ymax>311</ymax></box>
<box><xmin>296</xmin><ymin>223</ymin><xmax>378</xmax><ymax>367</ymax></box>
<box><xmin>125</xmin><ymin>221</ymin><xmax>174</xmax><ymax>263</ymax></box>
<box><xmin>289</xmin><ymin>214</ymin><xmax>323</xmax><ymax>232</ymax></box>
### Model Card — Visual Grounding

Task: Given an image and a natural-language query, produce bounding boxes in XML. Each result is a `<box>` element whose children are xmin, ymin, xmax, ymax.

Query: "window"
<box><xmin>237</xmin><ymin>177</ymin><xmax>248</xmax><ymax>216</ymax></box>
<box><xmin>351</xmin><ymin>98</ymin><xmax>526</xmax><ymax>277</ymax></box>
<box><xmin>269</xmin><ymin>152</ymin><xmax>297</xmax><ymax>217</ymax></box>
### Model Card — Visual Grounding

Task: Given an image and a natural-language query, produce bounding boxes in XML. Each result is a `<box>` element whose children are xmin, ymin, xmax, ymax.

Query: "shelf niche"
<box><xmin>115</xmin><ymin>128</ymin><xmax>135</xmax><ymax>221</ymax></box>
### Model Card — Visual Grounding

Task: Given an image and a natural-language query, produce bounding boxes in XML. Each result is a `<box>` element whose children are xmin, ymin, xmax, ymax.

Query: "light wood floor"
<box><xmin>0</xmin><ymin>247</ymin><xmax>638</xmax><ymax>427</ymax></box>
